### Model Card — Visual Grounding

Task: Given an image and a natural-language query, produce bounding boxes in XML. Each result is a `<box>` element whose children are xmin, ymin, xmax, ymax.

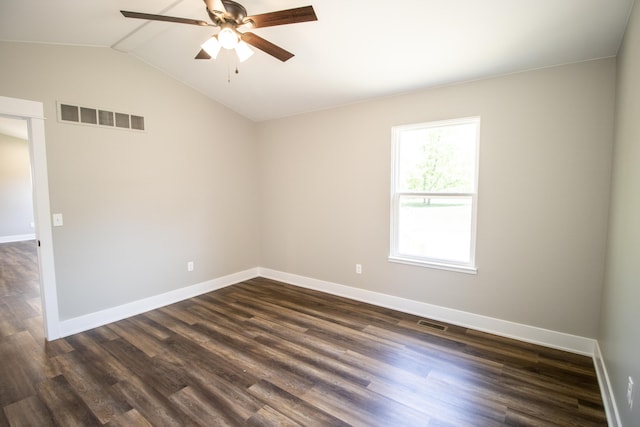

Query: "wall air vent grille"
<box><xmin>57</xmin><ymin>102</ymin><xmax>145</xmax><ymax>132</ymax></box>
<box><xmin>417</xmin><ymin>319</ymin><xmax>448</xmax><ymax>331</ymax></box>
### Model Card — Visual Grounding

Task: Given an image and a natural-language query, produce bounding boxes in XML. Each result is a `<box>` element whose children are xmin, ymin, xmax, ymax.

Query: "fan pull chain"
<box><xmin>226</xmin><ymin>58</ymin><xmax>241</xmax><ymax>83</ymax></box>
<box><xmin>225</xmin><ymin>55</ymin><xmax>240</xmax><ymax>83</ymax></box>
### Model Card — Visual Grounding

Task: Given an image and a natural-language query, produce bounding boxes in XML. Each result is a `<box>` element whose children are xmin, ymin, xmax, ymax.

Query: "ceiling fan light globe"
<box><xmin>218</xmin><ymin>27</ymin><xmax>239</xmax><ymax>49</ymax></box>
<box><xmin>201</xmin><ymin>37</ymin><xmax>222</xmax><ymax>58</ymax></box>
<box><xmin>235</xmin><ymin>40</ymin><xmax>254</xmax><ymax>62</ymax></box>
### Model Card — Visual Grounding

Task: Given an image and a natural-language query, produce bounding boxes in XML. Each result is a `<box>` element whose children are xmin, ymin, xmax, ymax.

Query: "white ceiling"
<box><xmin>0</xmin><ymin>0</ymin><xmax>634</xmax><ymax>122</ymax></box>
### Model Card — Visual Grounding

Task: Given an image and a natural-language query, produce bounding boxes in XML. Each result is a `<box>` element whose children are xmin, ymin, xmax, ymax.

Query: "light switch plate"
<box><xmin>52</xmin><ymin>213</ymin><xmax>63</xmax><ymax>227</ymax></box>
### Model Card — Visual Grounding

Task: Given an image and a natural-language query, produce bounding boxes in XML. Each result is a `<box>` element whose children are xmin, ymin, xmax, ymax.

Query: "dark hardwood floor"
<box><xmin>0</xmin><ymin>240</ymin><xmax>607</xmax><ymax>426</ymax></box>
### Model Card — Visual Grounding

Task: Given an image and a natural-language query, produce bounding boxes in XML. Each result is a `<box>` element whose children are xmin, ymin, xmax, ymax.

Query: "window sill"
<box><xmin>388</xmin><ymin>256</ymin><xmax>477</xmax><ymax>275</ymax></box>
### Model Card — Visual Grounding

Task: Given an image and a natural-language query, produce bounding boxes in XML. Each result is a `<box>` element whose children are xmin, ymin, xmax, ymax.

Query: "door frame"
<box><xmin>0</xmin><ymin>96</ymin><xmax>60</xmax><ymax>340</ymax></box>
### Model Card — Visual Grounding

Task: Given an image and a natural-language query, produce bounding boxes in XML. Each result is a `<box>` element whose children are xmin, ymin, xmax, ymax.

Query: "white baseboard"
<box><xmin>0</xmin><ymin>233</ymin><xmax>35</xmax><ymax>243</ymax></box>
<box><xmin>57</xmin><ymin>267</ymin><xmax>259</xmax><ymax>338</ymax></box>
<box><xmin>257</xmin><ymin>267</ymin><xmax>597</xmax><ymax>356</ymax></box>
<box><xmin>593</xmin><ymin>341</ymin><xmax>622</xmax><ymax>427</ymax></box>
<box><xmin>54</xmin><ymin>266</ymin><xmax>598</xmax><ymax>355</ymax></box>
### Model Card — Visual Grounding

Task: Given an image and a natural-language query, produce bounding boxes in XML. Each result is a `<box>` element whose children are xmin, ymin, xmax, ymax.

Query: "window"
<box><xmin>390</xmin><ymin>117</ymin><xmax>480</xmax><ymax>273</ymax></box>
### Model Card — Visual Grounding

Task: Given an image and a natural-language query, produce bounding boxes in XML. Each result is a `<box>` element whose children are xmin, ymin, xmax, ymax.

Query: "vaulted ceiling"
<box><xmin>0</xmin><ymin>0</ymin><xmax>635</xmax><ymax>122</ymax></box>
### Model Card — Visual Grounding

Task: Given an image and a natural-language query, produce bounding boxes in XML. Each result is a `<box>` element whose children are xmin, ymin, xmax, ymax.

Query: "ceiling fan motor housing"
<box><xmin>220</xmin><ymin>0</ymin><xmax>247</xmax><ymax>24</ymax></box>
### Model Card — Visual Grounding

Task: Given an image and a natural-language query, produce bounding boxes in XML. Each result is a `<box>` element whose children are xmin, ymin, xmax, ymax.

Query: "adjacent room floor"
<box><xmin>0</xmin><ymin>241</ymin><xmax>607</xmax><ymax>426</ymax></box>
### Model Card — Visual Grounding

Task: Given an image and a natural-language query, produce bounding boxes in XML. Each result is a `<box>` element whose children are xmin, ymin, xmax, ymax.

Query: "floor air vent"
<box><xmin>417</xmin><ymin>319</ymin><xmax>448</xmax><ymax>331</ymax></box>
<box><xmin>58</xmin><ymin>102</ymin><xmax>145</xmax><ymax>132</ymax></box>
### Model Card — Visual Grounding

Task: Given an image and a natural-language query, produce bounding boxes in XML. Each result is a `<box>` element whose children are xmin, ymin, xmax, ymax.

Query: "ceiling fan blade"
<box><xmin>195</xmin><ymin>49</ymin><xmax>212</xmax><ymax>59</ymax></box>
<box><xmin>245</xmin><ymin>6</ymin><xmax>317</xmax><ymax>28</ymax></box>
<box><xmin>241</xmin><ymin>32</ymin><xmax>294</xmax><ymax>62</ymax></box>
<box><xmin>203</xmin><ymin>0</ymin><xmax>226</xmax><ymax>13</ymax></box>
<box><xmin>120</xmin><ymin>10</ymin><xmax>211</xmax><ymax>27</ymax></box>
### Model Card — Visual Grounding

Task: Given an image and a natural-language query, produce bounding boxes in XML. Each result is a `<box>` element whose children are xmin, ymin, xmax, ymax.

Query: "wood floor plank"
<box><xmin>164</xmin><ymin>353</ymin><xmax>264</xmax><ymax>423</ymax></box>
<box><xmin>3</xmin><ymin>295</ymin><xmax>39</xmax><ymax>321</ymax></box>
<box><xmin>0</xmin><ymin>331</ymin><xmax>47</xmax><ymax>407</ymax></box>
<box><xmin>107</xmin><ymin>319</ymin><xmax>168</xmax><ymax>358</ymax></box>
<box><xmin>363</xmin><ymin>324</ymin><xmax>506</xmax><ymax>375</ymax></box>
<box><xmin>245</xmin><ymin>405</ymin><xmax>301</xmax><ymax>427</ymax></box>
<box><xmin>127</xmin><ymin>314</ymin><xmax>173</xmax><ymax>342</ymax></box>
<box><xmin>2</xmin><ymin>396</ymin><xmax>54</xmax><ymax>427</ymax></box>
<box><xmin>103</xmin><ymin>338</ymin><xmax>187</xmax><ymax>398</ymax></box>
<box><xmin>0</xmin><ymin>301</ymin><xmax>24</xmax><ymax>338</ymax></box>
<box><xmin>366</xmin><ymin>375</ymin><xmax>507</xmax><ymax>426</ymax></box>
<box><xmin>244</xmin><ymin>315</ymin><xmax>341</xmax><ymax>358</ymax></box>
<box><xmin>112</xmin><ymin>378</ymin><xmax>195</xmax><ymax>427</ymax></box>
<box><xmin>87</xmin><ymin>325</ymin><xmax>121</xmax><ymax>343</ymax></box>
<box><xmin>63</xmin><ymin>333</ymin><xmax>135</xmax><ymax>384</ymax></box>
<box><xmin>36</xmin><ymin>375</ymin><xmax>103</xmax><ymax>426</ymax></box>
<box><xmin>158</xmin><ymin>332</ymin><xmax>258</xmax><ymax>390</ymax></box>
<box><xmin>52</xmin><ymin>350</ymin><xmax>131</xmax><ymax>424</ymax></box>
<box><xmin>155</xmin><ymin>310</ymin><xmax>317</xmax><ymax>397</ymax></box>
<box><xmin>168</xmin><ymin>386</ymin><xmax>239</xmax><ymax>426</ymax></box>
<box><xmin>0</xmin><ymin>241</ymin><xmax>607</xmax><ymax>426</ymax></box>
<box><xmin>104</xmin><ymin>409</ymin><xmax>153</xmax><ymax>427</ymax></box>
<box><xmin>247</xmin><ymin>380</ymin><xmax>350</xmax><ymax>426</ymax></box>
<box><xmin>157</xmin><ymin>304</ymin><xmax>202</xmax><ymax>326</ymax></box>
<box><xmin>252</xmin><ymin>333</ymin><xmax>372</xmax><ymax>388</ymax></box>
<box><xmin>194</xmin><ymin>292</ymin><xmax>256</xmax><ymax>323</ymax></box>
<box><xmin>301</xmin><ymin>378</ymin><xmax>430</xmax><ymax>426</ymax></box>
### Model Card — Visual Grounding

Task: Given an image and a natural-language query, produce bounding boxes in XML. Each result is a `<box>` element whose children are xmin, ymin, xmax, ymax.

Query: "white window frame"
<box><xmin>389</xmin><ymin>117</ymin><xmax>480</xmax><ymax>274</ymax></box>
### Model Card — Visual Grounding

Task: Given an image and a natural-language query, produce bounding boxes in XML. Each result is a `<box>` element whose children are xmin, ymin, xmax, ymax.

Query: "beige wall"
<box><xmin>0</xmin><ymin>42</ymin><xmax>259</xmax><ymax>320</ymax></box>
<box><xmin>258</xmin><ymin>58</ymin><xmax>616</xmax><ymax>338</ymax></box>
<box><xmin>0</xmin><ymin>41</ymin><xmax>619</xmax><ymax>343</ymax></box>
<box><xmin>600</xmin><ymin>1</ymin><xmax>640</xmax><ymax>425</ymax></box>
<box><xmin>0</xmin><ymin>132</ymin><xmax>34</xmax><ymax>238</ymax></box>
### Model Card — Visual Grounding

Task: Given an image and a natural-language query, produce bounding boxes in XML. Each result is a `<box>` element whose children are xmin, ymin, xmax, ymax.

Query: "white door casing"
<box><xmin>0</xmin><ymin>95</ymin><xmax>60</xmax><ymax>340</ymax></box>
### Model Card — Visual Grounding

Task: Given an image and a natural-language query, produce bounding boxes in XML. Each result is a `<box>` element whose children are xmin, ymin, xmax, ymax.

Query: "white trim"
<box><xmin>257</xmin><ymin>267</ymin><xmax>596</xmax><ymax>356</ymax></box>
<box><xmin>0</xmin><ymin>234</ymin><xmax>36</xmax><ymax>243</ymax></box>
<box><xmin>0</xmin><ymin>96</ymin><xmax>45</xmax><ymax>119</ymax></box>
<box><xmin>593</xmin><ymin>341</ymin><xmax>622</xmax><ymax>427</ymax></box>
<box><xmin>390</xmin><ymin>117</ymin><xmax>480</xmax><ymax>272</ymax></box>
<box><xmin>0</xmin><ymin>96</ymin><xmax>60</xmax><ymax>340</ymax></box>
<box><xmin>388</xmin><ymin>256</ymin><xmax>478</xmax><ymax>274</ymax></box>
<box><xmin>57</xmin><ymin>268</ymin><xmax>259</xmax><ymax>338</ymax></box>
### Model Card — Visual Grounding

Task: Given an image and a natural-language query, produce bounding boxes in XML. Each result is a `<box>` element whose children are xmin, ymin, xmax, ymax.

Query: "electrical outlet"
<box><xmin>628</xmin><ymin>376</ymin><xmax>634</xmax><ymax>409</ymax></box>
<box><xmin>355</xmin><ymin>264</ymin><xmax>362</xmax><ymax>274</ymax></box>
<box><xmin>187</xmin><ymin>261</ymin><xmax>194</xmax><ymax>272</ymax></box>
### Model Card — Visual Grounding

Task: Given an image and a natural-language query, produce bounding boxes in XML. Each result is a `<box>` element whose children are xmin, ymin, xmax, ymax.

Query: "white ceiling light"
<box><xmin>201</xmin><ymin>26</ymin><xmax>254</xmax><ymax>63</ymax></box>
<box><xmin>218</xmin><ymin>27</ymin><xmax>238</xmax><ymax>50</ymax></box>
<box><xmin>235</xmin><ymin>40</ymin><xmax>254</xmax><ymax>62</ymax></box>
<box><xmin>201</xmin><ymin>36</ymin><xmax>222</xmax><ymax>59</ymax></box>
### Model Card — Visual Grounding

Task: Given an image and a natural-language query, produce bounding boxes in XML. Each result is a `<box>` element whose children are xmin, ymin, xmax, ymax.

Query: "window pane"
<box><xmin>397</xmin><ymin>122</ymin><xmax>477</xmax><ymax>193</ymax></box>
<box><xmin>397</xmin><ymin>196</ymin><xmax>472</xmax><ymax>263</ymax></box>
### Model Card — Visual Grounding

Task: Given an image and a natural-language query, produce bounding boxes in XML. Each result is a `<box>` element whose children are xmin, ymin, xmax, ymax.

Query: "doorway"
<box><xmin>0</xmin><ymin>116</ymin><xmax>40</xmax><ymax>340</ymax></box>
<box><xmin>0</xmin><ymin>117</ymin><xmax>34</xmax><ymax>241</ymax></box>
<box><xmin>0</xmin><ymin>96</ymin><xmax>59</xmax><ymax>340</ymax></box>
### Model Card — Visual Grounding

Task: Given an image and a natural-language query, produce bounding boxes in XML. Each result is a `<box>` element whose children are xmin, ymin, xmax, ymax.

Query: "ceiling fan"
<box><xmin>120</xmin><ymin>0</ymin><xmax>317</xmax><ymax>63</ymax></box>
